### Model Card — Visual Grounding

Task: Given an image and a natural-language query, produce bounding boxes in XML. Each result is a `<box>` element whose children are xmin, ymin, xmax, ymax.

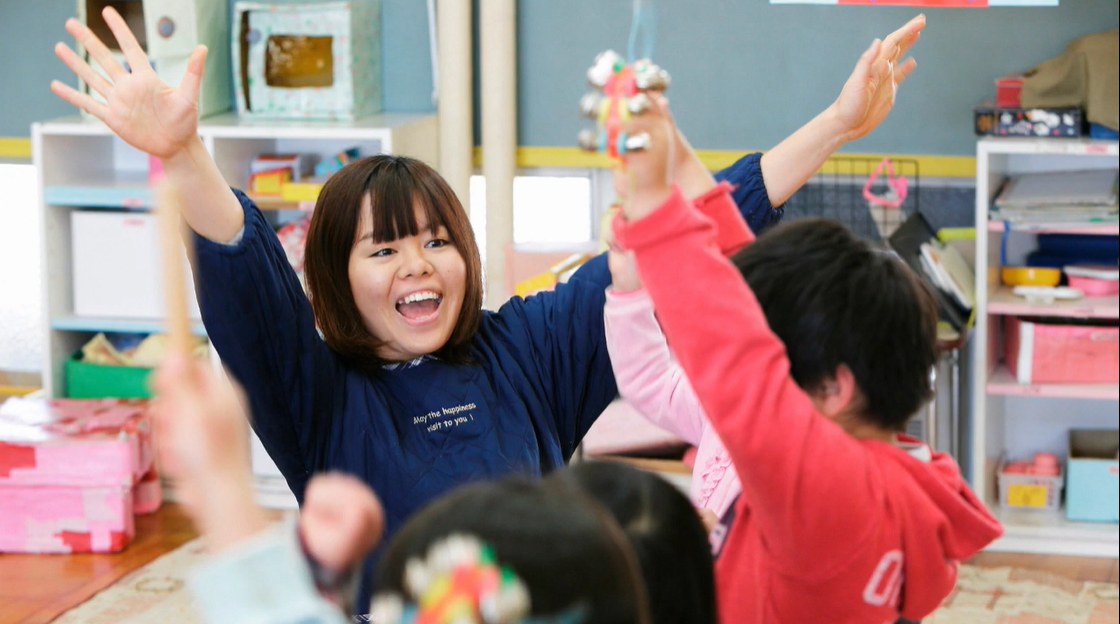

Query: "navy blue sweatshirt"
<box><xmin>190</xmin><ymin>152</ymin><xmax>777</xmax><ymax>613</ymax></box>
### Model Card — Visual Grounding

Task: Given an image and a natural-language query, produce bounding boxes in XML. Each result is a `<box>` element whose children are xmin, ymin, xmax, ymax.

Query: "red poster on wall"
<box><xmin>772</xmin><ymin>0</ymin><xmax>1056</xmax><ymax>6</ymax></box>
<box><xmin>838</xmin><ymin>0</ymin><xmax>987</xmax><ymax>6</ymax></box>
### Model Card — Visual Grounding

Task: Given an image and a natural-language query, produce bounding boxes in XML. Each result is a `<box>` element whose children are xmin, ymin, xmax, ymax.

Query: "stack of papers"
<box><xmin>992</xmin><ymin>169</ymin><xmax>1119</xmax><ymax>226</ymax></box>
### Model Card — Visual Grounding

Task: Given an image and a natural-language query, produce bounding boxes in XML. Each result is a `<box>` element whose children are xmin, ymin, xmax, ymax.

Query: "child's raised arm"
<box><xmin>52</xmin><ymin>7</ymin><xmax>244</xmax><ymax>243</ymax></box>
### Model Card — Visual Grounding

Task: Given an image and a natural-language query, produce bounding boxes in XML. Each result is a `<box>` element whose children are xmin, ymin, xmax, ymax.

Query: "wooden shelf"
<box><xmin>987</xmin><ymin>221</ymin><xmax>1120</xmax><ymax>236</ymax></box>
<box><xmin>987</xmin><ymin>367</ymin><xmax>1119</xmax><ymax>400</ymax></box>
<box><xmin>986</xmin><ymin>501</ymin><xmax>1119</xmax><ymax>558</ymax></box>
<box><xmin>51</xmin><ymin>315</ymin><xmax>207</xmax><ymax>337</ymax></box>
<box><xmin>988</xmin><ymin>286</ymin><xmax>1120</xmax><ymax>319</ymax></box>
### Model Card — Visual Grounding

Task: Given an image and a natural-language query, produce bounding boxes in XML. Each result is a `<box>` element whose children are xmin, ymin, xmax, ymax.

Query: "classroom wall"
<box><xmin>519</xmin><ymin>1</ymin><xmax>1119</xmax><ymax>156</ymax></box>
<box><xmin>0</xmin><ymin>0</ymin><xmax>437</xmax><ymax>136</ymax></box>
<box><xmin>3</xmin><ymin>1</ymin><xmax>1118</xmax><ymax>153</ymax></box>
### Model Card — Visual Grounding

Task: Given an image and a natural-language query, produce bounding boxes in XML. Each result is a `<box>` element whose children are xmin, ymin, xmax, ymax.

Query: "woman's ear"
<box><xmin>813</xmin><ymin>364</ymin><xmax>859</xmax><ymax>420</ymax></box>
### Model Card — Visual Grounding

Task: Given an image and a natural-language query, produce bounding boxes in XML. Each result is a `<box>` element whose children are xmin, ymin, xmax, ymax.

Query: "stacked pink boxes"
<box><xmin>0</xmin><ymin>400</ymin><xmax>160</xmax><ymax>553</ymax></box>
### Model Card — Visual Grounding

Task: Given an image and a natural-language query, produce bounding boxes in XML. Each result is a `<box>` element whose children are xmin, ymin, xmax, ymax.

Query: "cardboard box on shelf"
<box><xmin>1066</xmin><ymin>430</ymin><xmax>1119</xmax><ymax>523</ymax></box>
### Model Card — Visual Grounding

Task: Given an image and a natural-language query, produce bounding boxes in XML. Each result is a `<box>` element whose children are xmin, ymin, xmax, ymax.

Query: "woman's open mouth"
<box><xmin>395</xmin><ymin>289</ymin><xmax>443</xmax><ymax>325</ymax></box>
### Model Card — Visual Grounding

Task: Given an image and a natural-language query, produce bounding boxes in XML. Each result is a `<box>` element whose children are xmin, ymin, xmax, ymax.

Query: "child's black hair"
<box><xmin>374</xmin><ymin>477</ymin><xmax>651</xmax><ymax>624</ymax></box>
<box><xmin>731</xmin><ymin>218</ymin><xmax>938</xmax><ymax>431</ymax></box>
<box><xmin>557</xmin><ymin>462</ymin><xmax>717</xmax><ymax>624</ymax></box>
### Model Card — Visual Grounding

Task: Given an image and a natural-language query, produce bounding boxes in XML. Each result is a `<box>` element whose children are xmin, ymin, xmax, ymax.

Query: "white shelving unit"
<box><xmin>33</xmin><ymin>113</ymin><xmax>437</xmax><ymax>508</ymax></box>
<box><xmin>971</xmin><ymin>137</ymin><xmax>1119</xmax><ymax>558</ymax></box>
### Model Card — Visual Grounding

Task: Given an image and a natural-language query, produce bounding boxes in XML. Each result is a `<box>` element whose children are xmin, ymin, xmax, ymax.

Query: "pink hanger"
<box><xmin>863</xmin><ymin>158</ymin><xmax>909</xmax><ymax>209</ymax></box>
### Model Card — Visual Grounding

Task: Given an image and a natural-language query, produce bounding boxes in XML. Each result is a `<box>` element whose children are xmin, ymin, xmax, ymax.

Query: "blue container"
<box><xmin>1066</xmin><ymin>430</ymin><xmax>1120</xmax><ymax>523</ymax></box>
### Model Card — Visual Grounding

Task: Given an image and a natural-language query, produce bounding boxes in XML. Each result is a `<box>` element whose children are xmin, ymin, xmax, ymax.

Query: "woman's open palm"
<box><xmin>834</xmin><ymin>14</ymin><xmax>925</xmax><ymax>142</ymax></box>
<box><xmin>52</xmin><ymin>7</ymin><xmax>206</xmax><ymax>159</ymax></box>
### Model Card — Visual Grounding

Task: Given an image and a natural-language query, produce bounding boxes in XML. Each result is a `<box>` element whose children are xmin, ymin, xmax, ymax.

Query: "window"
<box><xmin>469</xmin><ymin>171</ymin><xmax>597</xmax><ymax>263</ymax></box>
<box><xmin>0</xmin><ymin>164</ymin><xmax>43</xmax><ymax>371</ymax></box>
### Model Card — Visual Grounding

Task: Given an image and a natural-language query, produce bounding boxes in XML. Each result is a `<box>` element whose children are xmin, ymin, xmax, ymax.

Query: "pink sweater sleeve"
<box><xmin>615</xmin><ymin>186</ymin><xmax>883</xmax><ymax>577</ymax></box>
<box><xmin>603</xmin><ymin>289</ymin><xmax>708</xmax><ymax>445</ymax></box>
<box><xmin>602</xmin><ymin>181</ymin><xmax>753</xmax><ymax>446</ymax></box>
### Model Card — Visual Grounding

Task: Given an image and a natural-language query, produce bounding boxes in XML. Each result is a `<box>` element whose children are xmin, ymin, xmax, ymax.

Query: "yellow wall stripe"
<box><xmin>6</xmin><ymin>136</ymin><xmax>975</xmax><ymax>177</ymax></box>
<box><xmin>0</xmin><ymin>138</ymin><xmax>32</xmax><ymax>159</ymax></box>
<box><xmin>474</xmin><ymin>146</ymin><xmax>977</xmax><ymax>178</ymax></box>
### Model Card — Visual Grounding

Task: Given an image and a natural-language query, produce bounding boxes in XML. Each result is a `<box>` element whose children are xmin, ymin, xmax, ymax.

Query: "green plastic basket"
<box><xmin>66</xmin><ymin>353</ymin><xmax>153</xmax><ymax>399</ymax></box>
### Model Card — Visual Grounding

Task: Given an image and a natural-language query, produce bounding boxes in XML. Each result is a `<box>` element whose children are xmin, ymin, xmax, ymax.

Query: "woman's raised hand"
<box><xmin>52</xmin><ymin>7</ymin><xmax>207</xmax><ymax>159</ymax></box>
<box><xmin>832</xmin><ymin>14</ymin><xmax>925</xmax><ymax>142</ymax></box>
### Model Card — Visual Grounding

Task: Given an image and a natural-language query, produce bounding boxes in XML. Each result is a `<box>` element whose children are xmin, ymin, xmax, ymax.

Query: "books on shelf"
<box><xmin>919</xmin><ymin>241</ymin><xmax>975</xmax><ymax>312</ymax></box>
<box><xmin>990</xmin><ymin>208</ymin><xmax>1119</xmax><ymax>227</ymax></box>
<box><xmin>995</xmin><ymin>170</ymin><xmax>1118</xmax><ymax>209</ymax></box>
<box><xmin>991</xmin><ymin>169</ymin><xmax>1119</xmax><ymax>226</ymax></box>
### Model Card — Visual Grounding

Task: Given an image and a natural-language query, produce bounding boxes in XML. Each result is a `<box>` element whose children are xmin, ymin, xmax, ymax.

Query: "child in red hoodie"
<box><xmin>609</xmin><ymin>95</ymin><xmax>1004</xmax><ymax>624</ymax></box>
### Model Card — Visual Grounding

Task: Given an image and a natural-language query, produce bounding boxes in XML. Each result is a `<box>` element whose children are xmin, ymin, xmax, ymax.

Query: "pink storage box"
<box><xmin>1004</xmin><ymin>317</ymin><xmax>1120</xmax><ymax>385</ymax></box>
<box><xmin>1068</xmin><ymin>276</ymin><xmax>1120</xmax><ymax>297</ymax></box>
<box><xmin>0</xmin><ymin>400</ymin><xmax>160</xmax><ymax>554</ymax></box>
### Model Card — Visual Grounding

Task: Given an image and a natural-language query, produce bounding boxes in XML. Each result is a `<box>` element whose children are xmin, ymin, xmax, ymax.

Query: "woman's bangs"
<box><xmin>365</xmin><ymin>173</ymin><xmax>448</xmax><ymax>244</ymax></box>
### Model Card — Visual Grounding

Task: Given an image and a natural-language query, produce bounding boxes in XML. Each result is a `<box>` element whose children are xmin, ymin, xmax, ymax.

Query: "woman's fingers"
<box><xmin>65</xmin><ymin>18</ymin><xmax>126</xmax><ymax>81</ymax></box>
<box><xmin>886</xmin><ymin>15</ymin><xmax>925</xmax><ymax>62</ymax></box>
<box><xmin>896</xmin><ymin>58</ymin><xmax>918</xmax><ymax>87</ymax></box>
<box><xmin>178</xmin><ymin>46</ymin><xmax>209</xmax><ymax>105</ymax></box>
<box><xmin>54</xmin><ymin>42</ymin><xmax>113</xmax><ymax>100</ymax></box>
<box><xmin>101</xmin><ymin>6</ymin><xmax>154</xmax><ymax>75</ymax></box>
<box><xmin>50</xmin><ymin>80</ymin><xmax>109</xmax><ymax>119</ymax></box>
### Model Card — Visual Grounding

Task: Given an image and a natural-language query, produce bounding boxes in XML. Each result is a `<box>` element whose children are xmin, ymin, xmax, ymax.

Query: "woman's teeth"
<box><xmin>397</xmin><ymin>291</ymin><xmax>441</xmax><ymax>307</ymax></box>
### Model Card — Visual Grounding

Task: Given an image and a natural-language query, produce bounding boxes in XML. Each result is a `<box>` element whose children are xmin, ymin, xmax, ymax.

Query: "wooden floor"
<box><xmin>0</xmin><ymin>503</ymin><xmax>1115</xmax><ymax>624</ymax></box>
<box><xmin>967</xmin><ymin>551</ymin><xmax>1120</xmax><ymax>584</ymax></box>
<box><xmin>0</xmin><ymin>504</ymin><xmax>198</xmax><ymax>624</ymax></box>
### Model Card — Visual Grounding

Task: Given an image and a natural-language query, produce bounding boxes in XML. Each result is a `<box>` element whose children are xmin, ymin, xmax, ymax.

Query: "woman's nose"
<box><xmin>398</xmin><ymin>245</ymin><xmax>434</xmax><ymax>278</ymax></box>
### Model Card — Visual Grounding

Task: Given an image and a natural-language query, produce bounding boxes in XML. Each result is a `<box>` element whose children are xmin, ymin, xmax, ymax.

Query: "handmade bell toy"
<box><xmin>576</xmin><ymin>50</ymin><xmax>670</xmax><ymax>159</ymax></box>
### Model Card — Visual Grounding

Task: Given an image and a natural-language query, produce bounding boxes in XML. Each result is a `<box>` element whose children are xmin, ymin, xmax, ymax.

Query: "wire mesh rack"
<box><xmin>781</xmin><ymin>156</ymin><xmax>920</xmax><ymax>246</ymax></box>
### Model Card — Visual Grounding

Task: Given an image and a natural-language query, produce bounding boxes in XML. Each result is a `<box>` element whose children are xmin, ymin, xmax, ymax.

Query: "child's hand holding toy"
<box><xmin>616</xmin><ymin>88</ymin><xmax>676</xmax><ymax>224</ymax></box>
<box><xmin>578</xmin><ymin>50</ymin><xmax>712</xmax><ymax>222</ymax></box>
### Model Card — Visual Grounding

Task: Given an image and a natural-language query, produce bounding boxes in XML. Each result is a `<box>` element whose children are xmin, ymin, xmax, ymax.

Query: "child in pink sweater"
<box><xmin>604</xmin><ymin>14</ymin><xmax>928</xmax><ymax>520</ymax></box>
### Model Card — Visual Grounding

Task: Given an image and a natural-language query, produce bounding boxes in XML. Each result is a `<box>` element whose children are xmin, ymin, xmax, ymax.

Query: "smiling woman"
<box><xmin>47</xmin><ymin>7</ymin><xmax>777</xmax><ymax>615</ymax></box>
<box><xmin>305</xmin><ymin>156</ymin><xmax>482</xmax><ymax>369</ymax></box>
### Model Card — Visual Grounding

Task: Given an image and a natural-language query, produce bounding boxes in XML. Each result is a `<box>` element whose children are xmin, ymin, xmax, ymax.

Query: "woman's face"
<box><xmin>348</xmin><ymin>197</ymin><xmax>467</xmax><ymax>362</ymax></box>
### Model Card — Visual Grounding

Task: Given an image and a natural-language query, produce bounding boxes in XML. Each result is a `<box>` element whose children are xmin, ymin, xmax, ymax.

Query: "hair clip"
<box><xmin>369</xmin><ymin>534</ymin><xmax>527</xmax><ymax>624</ymax></box>
<box><xmin>368</xmin><ymin>534</ymin><xmax>587</xmax><ymax>624</ymax></box>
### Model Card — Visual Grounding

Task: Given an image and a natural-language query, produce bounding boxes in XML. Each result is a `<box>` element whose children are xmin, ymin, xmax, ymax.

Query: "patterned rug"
<box><xmin>927</xmin><ymin>565</ymin><xmax>1118</xmax><ymax>624</ymax></box>
<box><xmin>53</xmin><ymin>539</ymin><xmax>1118</xmax><ymax>624</ymax></box>
<box><xmin>51</xmin><ymin>539</ymin><xmax>207</xmax><ymax>624</ymax></box>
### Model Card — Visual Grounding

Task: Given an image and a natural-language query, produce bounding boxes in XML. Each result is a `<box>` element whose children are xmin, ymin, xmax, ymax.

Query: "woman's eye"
<box><xmin>426</xmin><ymin>238</ymin><xmax>450</xmax><ymax>249</ymax></box>
<box><xmin>371</xmin><ymin>248</ymin><xmax>395</xmax><ymax>258</ymax></box>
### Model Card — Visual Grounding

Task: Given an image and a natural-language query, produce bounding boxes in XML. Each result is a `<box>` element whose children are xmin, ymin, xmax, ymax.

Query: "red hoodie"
<box><xmin>614</xmin><ymin>186</ymin><xmax>1003</xmax><ymax>624</ymax></box>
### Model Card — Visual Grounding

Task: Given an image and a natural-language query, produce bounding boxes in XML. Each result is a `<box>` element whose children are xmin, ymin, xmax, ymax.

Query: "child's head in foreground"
<box><xmin>557</xmin><ymin>461</ymin><xmax>716</xmax><ymax>624</ymax></box>
<box><xmin>732</xmin><ymin>218</ymin><xmax>939</xmax><ymax>432</ymax></box>
<box><xmin>373</xmin><ymin>477</ymin><xmax>651</xmax><ymax>624</ymax></box>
